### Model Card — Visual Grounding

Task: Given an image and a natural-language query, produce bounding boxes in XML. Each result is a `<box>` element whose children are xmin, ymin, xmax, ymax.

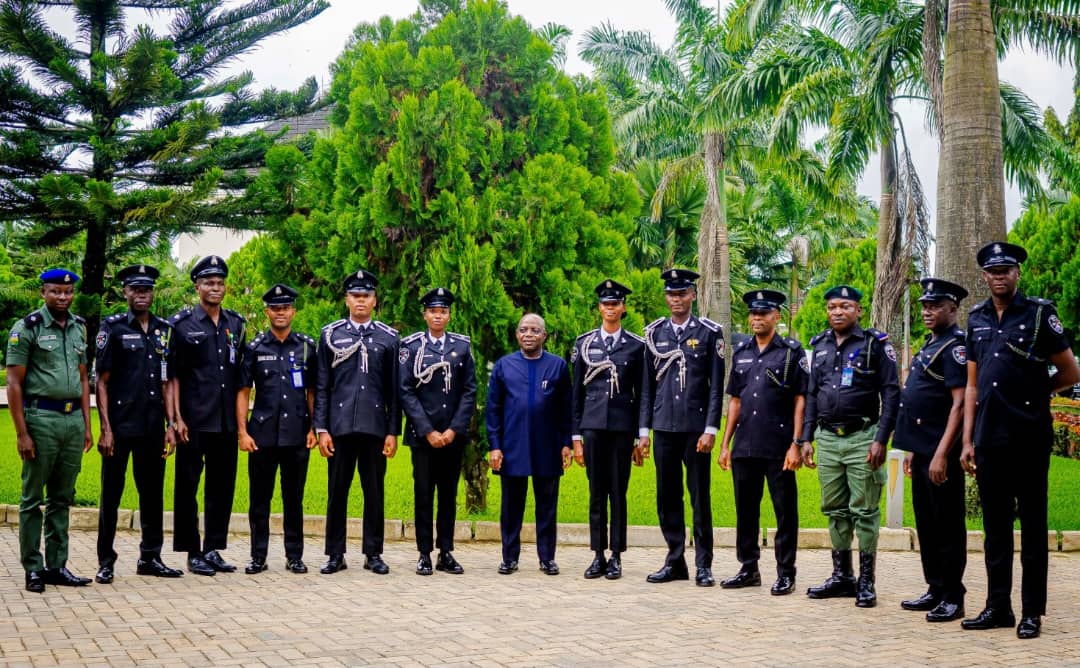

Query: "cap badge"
<box><xmin>841</xmin><ymin>287</ymin><xmax>849</xmax><ymax>297</ymax></box>
<box><xmin>211</xmin><ymin>256</ymin><xmax>218</xmax><ymax>265</ymax></box>
<box><xmin>993</xmin><ymin>244</ymin><xmax>1002</xmax><ymax>254</ymax></box>
<box><xmin>357</xmin><ymin>270</ymin><xmax>364</xmax><ymax>279</ymax></box>
<box><xmin>63</xmin><ymin>274</ymin><xmax>70</xmax><ymax>283</ymax></box>
<box><xmin>672</xmin><ymin>270</ymin><xmax>678</xmax><ymax>279</ymax></box>
<box><xmin>437</xmin><ymin>288</ymin><xmax>444</xmax><ymax>296</ymax></box>
<box><xmin>606</xmin><ymin>280</ymin><xmax>612</xmax><ymax>288</ymax></box>
<box><xmin>139</xmin><ymin>265</ymin><xmax>146</xmax><ymax>273</ymax></box>
<box><xmin>757</xmin><ymin>292</ymin><xmax>763</xmax><ymax>300</ymax></box>
<box><xmin>275</xmin><ymin>286</ymin><xmax>282</xmax><ymax>295</ymax></box>
<box><xmin>927</xmin><ymin>282</ymin><xmax>933</xmax><ymax>291</ymax></box>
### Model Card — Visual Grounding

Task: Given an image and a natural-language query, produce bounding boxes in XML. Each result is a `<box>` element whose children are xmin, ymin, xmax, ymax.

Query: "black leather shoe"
<box><xmin>604</xmin><ymin>555</ymin><xmax>622</xmax><ymax>580</ymax></box>
<box><xmin>416</xmin><ymin>553</ymin><xmax>433</xmax><ymax>576</ymax></box>
<box><xmin>286</xmin><ymin>559</ymin><xmax>308</xmax><ymax>574</ymax></box>
<box><xmin>696</xmin><ymin>567</ymin><xmax>715</xmax><ymax>587</ymax></box>
<box><xmin>245</xmin><ymin>558</ymin><xmax>268</xmax><ymax>575</ymax></box>
<box><xmin>647</xmin><ymin>564</ymin><xmax>689</xmax><ymax>583</ymax></box>
<box><xmin>45</xmin><ymin>567</ymin><xmax>91</xmax><ymax>586</ymax></box>
<box><xmin>1016</xmin><ymin>616</ymin><xmax>1041</xmax><ymax>639</ymax></box>
<box><xmin>771</xmin><ymin>576</ymin><xmax>796</xmax><ymax>596</ymax></box>
<box><xmin>25</xmin><ymin>571</ymin><xmax>45</xmax><ymax>593</ymax></box>
<box><xmin>320</xmin><ymin>555</ymin><xmax>347</xmax><ymax>574</ymax></box>
<box><xmin>497</xmin><ymin>560</ymin><xmax>519</xmax><ymax>575</ymax></box>
<box><xmin>95</xmin><ymin>565</ymin><xmax>114</xmax><ymax>584</ymax></box>
<box><xmin>203</xmin><ymin>550</ymin><xmax>236</xmax><ymax>573</ymax></box>
<box><xmin>584</xmin><ymin>554</ymin><xmax>607</xmax><ymax>579</ymax></box>
<box><xmin>961</xmin><ymin>607</ymin><xmax>1016</xmax><ymax>630</ymax></box>
<box><xmin>364</xmin><ymin>555</ymin><xmax>390</xmax><ymax>575</ymax></box>
<box><xmin>720</xmin><ymin>570</ymin><xmax>761</xmax><ymax>589</ymax></box>
<box><xmin>539</xmin><ymin>560</ymin><xmax>560</xmax><ymax>575</ymax></box>
<box><xmin>436</xmin><ymin>552</ymin><xmax>464</xmax><ymax>574</ymax></box>
<box><xmin>902</xmin><ymin>591</ymin><xmax>941</xmax><ymax>611</ymax></box>
<box><xmin>187</xmin><ymin>555</ymin><xmax>216</xmax><ymax>576</ymax></box>
<box><xmin>136</xmin><ymin>557</ymin><xmax>182</xmax><ymax>578</ymax></box>
<box><xmin>927</xmin><ymin>601</ymin><xmax>965</xmax><ymax>622</ymax></box>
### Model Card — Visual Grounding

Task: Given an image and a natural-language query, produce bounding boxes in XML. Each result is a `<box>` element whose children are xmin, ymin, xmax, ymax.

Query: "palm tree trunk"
<box><xmin>872</xmin><ymin>137</ymin><xmax>904</xmax><ymax>335</ymax></box>
<box><xmin>700</xmin><ymin>132</ymin><xmax>731</xmax><ymax>339</ymax></box>
<box><xmin>934</xmin><ymin>0</ymin><xmax>1006</xmax><ymax>322</ymax></box>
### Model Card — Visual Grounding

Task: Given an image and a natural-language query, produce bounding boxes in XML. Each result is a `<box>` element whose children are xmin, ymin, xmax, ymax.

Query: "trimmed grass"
<box><xmin>2</xmin><ymin>409</ymin><xmax>1079</xmax><ymax>530</ymax></box>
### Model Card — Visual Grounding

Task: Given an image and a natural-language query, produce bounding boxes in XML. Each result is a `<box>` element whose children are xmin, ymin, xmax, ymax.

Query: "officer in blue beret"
<box><xmin>961</xmin><ymin>242</ymin><xmax>1080</xmax><ymax>638</ymax></box>
<box><xmin>6</xmin><ymin>269</ymin><xmax>94</xmax><ymax>592</ymax></box>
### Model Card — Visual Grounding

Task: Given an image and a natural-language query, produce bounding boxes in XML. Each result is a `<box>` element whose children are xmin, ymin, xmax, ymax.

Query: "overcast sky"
<box><xmin>48</xmin><ymin>1</ymin><xmax>1078</xmax><ymax>232</ymax></box>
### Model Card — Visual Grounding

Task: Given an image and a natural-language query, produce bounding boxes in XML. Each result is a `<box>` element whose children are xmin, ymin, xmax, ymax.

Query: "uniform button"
<box><xmin>361</xmin><ymin>385</ymin><xmax>365</xmax><ymax>390</ymax></box>
<box><xmin>832</xmin><ymin>385</ymin><xmax>837</xmax><ymax>389</ymax></box>
<box><xmin>675</xmin><ymin>395</ymin><xmax>680</xmax><ymax>399</ymax></box>
<box><xmin>283</xmin><ymin>395</ymin><xmax>287</xmax><ymax>399</ymax></box>
<box><xmin>994</xmin><ymin>353</ymin><xmax>998</xmax><ymax>357</ymax></box>
<box><xmin>899</xmin><ymin>402</ymin><xmax>904</xmax><ymax>407</ymax></box>
<box><xmin>339</xmin><ymin>402</ymin><xmax>344</xmax><ymax>407</ymax></box>
<box><xmin>219</xmin><ymin>366</ymin><xmax>224</xmax><ymax>370</ymax></box>
<box><xmin>1025</xmin><ymin>401</ymin><xmax>1030</xmax><ymax>406</ymax></box>
<box><xmin>1020</xmin><ymin>324</ymin><xmax>1026</xmax><ymax>330</ymax></box>
<box><xmin>834</xmin><ymin>366</ymin><xmax>838</xmax><ymax>371</ymax></box>
<box><xmin>442</xmin><ymin>404</ymin><xmax>447</xmax><ymax>408</ymax></box>
<box><xmin>916</xmin><ymin>418</ymin><xmax>921</xmax><ymax>425</ymax></box>
<box><xmin>752</xmin><ymin>411</ymin><xmax>757</xmax><ymax>415</ymax></box>
<box><xmin>752</xmin><ymin>393</ymin><xmax>757</xmax><ymax>397</ymax></box>
<box><xmin>992</xmin><ymin>382</ymin><xmax>997</xmax><ymax>387</ymax></box>
<box><xmin>755</xmin><ymin>376</ymin><xmax>759</xmax><ymax>380</ymax></box>
<box><xmin>221</xmin><ymin>384</ymin><xmax>225</xmax><ymax>388</ymax></box>
<box><xmin>282</xmin><ymin>376</ymin><xmax>287</xmax><ymax>380</ymax></box>
<box><xmin>283</xmin><ymin>413</ymin><xmax>288</xmax><ymax>418</ymax></box>
<box><xmin>1019</xmin><ymin>337</ymin><xmax>1024</xmax><ymax>342</ymax></box>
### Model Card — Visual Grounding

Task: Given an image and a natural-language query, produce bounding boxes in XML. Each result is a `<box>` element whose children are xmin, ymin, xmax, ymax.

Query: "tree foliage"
<box><xmin>1009</xmin><ymin>197</ymin><xmax>1080</xmax><ymax>341</ymax></box>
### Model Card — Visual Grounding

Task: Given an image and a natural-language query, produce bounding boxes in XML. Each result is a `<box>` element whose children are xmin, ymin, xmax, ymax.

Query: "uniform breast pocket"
<box><xmin>35</xmin><ymin>338</ymin><xmax>60</xmax><ymax>353</ymax></box>
<box><xmin>122</xmin><ymin>338</ymin><xmax>145</xmax><ymax>353</ymax></box>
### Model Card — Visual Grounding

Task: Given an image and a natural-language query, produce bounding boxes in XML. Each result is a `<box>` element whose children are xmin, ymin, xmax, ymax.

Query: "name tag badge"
<box><xmin>291</xmin><ymin>370</ymin><xmax>304</xmax><ymax>389</ymax></box>
<box><xmin>160</xmin><ymin>360</ymin><xmax>168</xmax><ymax>381</ymax></box>
<box><xmin>841</xmin><ymin>367</ymin><xmax>854</xmax><ymax>387</ymax></box>
<box><xmin>229</xmin><ymin>347</ymin><xmax>236</xmax><ymax>364</ymax></box>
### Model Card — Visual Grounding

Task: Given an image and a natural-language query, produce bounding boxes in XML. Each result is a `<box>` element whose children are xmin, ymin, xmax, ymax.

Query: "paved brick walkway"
<box><xmin>0</xmin><ymin>526</ymin><xmax>1078</xmax><ymax>667</ymax></box>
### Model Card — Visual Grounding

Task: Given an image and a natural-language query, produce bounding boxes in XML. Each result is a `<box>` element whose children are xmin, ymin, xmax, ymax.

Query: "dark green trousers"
<box><xmin>816</xmin><ymin>424</ymin><xmax>886</xmax><ymax>553</ymax></box>
<box><xmin>19</xmin><ymin>408</ymin><xmax>85</xmax><ymax>572</ymax></box>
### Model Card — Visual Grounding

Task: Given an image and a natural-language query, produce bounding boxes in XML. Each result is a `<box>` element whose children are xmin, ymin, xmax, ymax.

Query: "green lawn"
<box><xmin>2</xmin><ymin>409</ymin><xmax>1079</xmax><ymax>530</ymax></box>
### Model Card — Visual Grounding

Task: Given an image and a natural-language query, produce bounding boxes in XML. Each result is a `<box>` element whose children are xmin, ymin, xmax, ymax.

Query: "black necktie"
<box><xmin>674</xmin><ymin>326</ymin><xmax>683</xmax><ymax>339</ymax></box>
<box><xmin>605</xmin><ymin>336</ymin><xmax>614</xmax><ymax>352</ymax></box>
<box><xmin>433</xmin><ymin>339</ymin><xmax>443</xmax><ymax>353</ymax></box>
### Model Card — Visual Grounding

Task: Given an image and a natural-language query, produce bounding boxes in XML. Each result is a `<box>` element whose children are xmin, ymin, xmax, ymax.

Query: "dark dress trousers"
<box><xmin>486</xmin><ymin>351</ymin><xmax>572</xmax><ymax>564</ymax></box>
<box><xmin>967</xmin><ymin>293</ymin><xmax>1070</xmax><ymax>617</ymax></box>
<box><xmin>571</xmin><ymin>327</ymin><xmax>644</xmax><ymax>553</ymax></box>
<box><xmin>170</xmin><ymin>304</ymin><xmax>246</xmax><ymax>555</ymax></box>
<box><xmin>399</xmin><ymin>331</ymin><xmax>477</xmax><ymax>554</ymax></box>
<box><xmin>639</xmin><ymin>315</ymin><xmax>725</xmax><ymax>570</ymax></box>
<box><xmin>894</xmin><ymin>327</ymin><xmax>968</xmax><ymax>605</ymax></box>
<box><xmin>725</xmin><ymin>334</ymin><xmax>808</xmax><ymax>578</ymax></box>
<box><xmin>314</xmin><ymin>319</ymin><xmax>400</xmax><ymax>557</ymax></box>
<box><xmin>95</xmin><ymin>311</ymin><xmax>172</xmax><ymax>567</ymax></box>
<box><xmin>240</xmin><ymin>330</ymin><xmax>316</xmax><ymax>562</ymax></box>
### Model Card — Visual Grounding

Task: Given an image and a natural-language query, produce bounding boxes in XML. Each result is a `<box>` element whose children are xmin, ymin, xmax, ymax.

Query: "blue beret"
<box><xmin>40</xmin><ymin>268</ymin><xmax>79</xmax><ymax>285</ymax></box>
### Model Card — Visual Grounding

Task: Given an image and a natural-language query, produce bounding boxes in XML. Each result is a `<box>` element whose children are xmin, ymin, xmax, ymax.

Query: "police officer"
<box><xmin>237</xmin><ymin>284</ymin><xmax>317</xmax><ymax>575</ymax></box>
<box><xmin>399</xmin><ymin>287</ymin><xmax>477</xmax><ymax>576</ymax></box>
<box><xmin>638</xmin><ymin>268</ymin><xmax>725</xmax><ymax>587</ymax></box>
<box><xmin>895</xmin><ymin>278</ymin><xmax>969</xmax><ymax>622</ymax></box>
<box><xmin>960</xmin><ymin>242</ymin><xmax>1080</xmax><ymax>639</ymax></box>
<box><xmin>169</xmin><ymin>254</ymin><xmax>246</xmax><ymax>576</ymax></box>
<box><xmin>315</xmin><ymin>269</ymin><xmax>401</xmax><ymax>576</ymax></box>
<box><xmin>570</xmin><ymin>279</ymin><xmax>645</xmax><ymax>580</ymax></box>
<box><xmin>801</xmin><ymin>285</ymin><xmax>900</xmax><ymax>608</ymax></box>
<box><xmin>6</xmin><ymin>269</ymin><xmax>94</xmax><ymax>592</ymax></box>
<box><xmin>94</xmin><ymin>264</ymin><xmax>183</xmax><ymax>584</ymax></box>
<box><xmin>717</xmin><ymin>290</ymin><xmax>808</xmax><ymax>596</ymax></box>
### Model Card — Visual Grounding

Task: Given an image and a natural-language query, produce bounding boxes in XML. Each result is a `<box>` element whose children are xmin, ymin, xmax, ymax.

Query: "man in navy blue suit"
<box><xmin>486</xmin><ymin>313</ymin><xmax>573</xmax><ymax>576</ymax></box>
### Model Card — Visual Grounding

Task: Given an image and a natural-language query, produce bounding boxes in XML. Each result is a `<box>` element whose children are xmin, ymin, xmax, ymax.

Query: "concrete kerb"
<box><xmin>1</xmin><ymin>505</ymin><xmax>1077</xmax><ymax>550</ymax></box>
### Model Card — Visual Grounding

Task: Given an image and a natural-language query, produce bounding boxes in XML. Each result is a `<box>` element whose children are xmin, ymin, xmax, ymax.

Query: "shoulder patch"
<box><xmin>448</xmin><ymin>331</ymin><xmax>470</xmax><ymax>343</ymax></box>
<box><xmin>699</xmin><ymin>317</ymin><xmax>721</xmax><ymax>333</ymax></box>
<box><xmin>1048</xmin><ymin>313</ymin><xmax>1064</xmax><ymax>334</ymax></box>
<box><xmin>374</xmin><ymin>321</ymin><xmax>398</xmax><ymax>336</ymax></box>
<box><xmin>624</xmin><ymin>331</ymin><xmax>645</xmax><ymax>343</ymax></box>
<box><xmin>952</xmin><ymin>345</ymin><xmax>967</xmax><ymax>365</ymax></box>
<box><xmin>322</xmin><ymin>319</ymin><xmax>346</xmax><ymax>331</ymax></box>
<box><xmin>401</xmin><ymin>331</ymin><xmax>425</xmax><ymax>345</ymax></box>
<box><xmin>883</xmin><ymin>341</ymin><xmax>897</xmax><ymax>362</ymax></box>
<box><xmin>399</xmin><ymin>347</ymin><xmax>411</xmax><ymax>365</ymax></box>
<box><xmin>646</xmin><ymin>317</ymin><xmax>666</xmax><ymax>331</ymax></box>
<box><xmin>95</xmin><ymin>329</ymin><xmax>109</xmax><ymax>350</ymax></box>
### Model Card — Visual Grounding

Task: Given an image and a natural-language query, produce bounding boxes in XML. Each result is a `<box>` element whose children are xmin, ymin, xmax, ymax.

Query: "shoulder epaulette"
<box><xmin>401</xmin><ymin>331</ymin><xmax>425</xmax><ymax>345</ymax></box>
<box><xmin>105</xmin><ymin>313</ymin><xmax>125</xmax><ymax>324</ymax></box>
<box><xmin>374</xmin><ymin>321</ymin><xmax>398</xmax><ymax>336</ymax></box>
<box><xmin>699</xmin><ymin>317</ymin><xmax>722</xmax><ymax>332</ymax></box>
<box><xmin>1031</xmin><ymin>296</ymin><xmax>1053</xmax><ymax>305</ymax></box>
<box><xmin>968</xmin><ymin>302</ymin><xmax>986</xmax><ymax>314</ymax></box>
<box><xmin>868</xmin><ymin>328</ymin><xmax>890</xmax><ymax>341</ymax></box>
<box><xmin>734</xmin><ymin>338</ymin><xmax>752</xmax><ymax>352</ymax></box>
<box><xmin>223</xmin><ymin>308</ymin><xmax>246</xmax><ymax>322</ymax></box>
<box><xmin>448</xmin><ymin>331</ymin><xmax>470</xmax><ymax>343</ymax></box>
<box><xmin>624</xmin><ymin>331</ymin><xmax>644</xmax><ymax>343</ymax></box>
<box><xmin>576</xmin><ymin>328</ymin><xmax>598</xmax><ymax>341</ymax></box>
<box><xmin>646</xmin><ymin>317</ymin><xmax>666</xmax><ymax>331</ymax></box>
<box><xmin>72</xmin><ymin>314</ymin><xmax>85</xmax><ymax>324</ymax></box>
<box><xmin>22</xmin><ymin>312</ymin><xmax>42</xmax><ymax>327</ymax></box>
<box><xmin>809</xmin><ymin>330</ymin><xmax>828</xmax><ymax>346</ymax></box>
<box><xmin>299</xmin><ymin>333</ymin><xmax>316</xmax><ymax>345</ymax></box>
<box><xmin>322</xmin><ymin>319</ymin><xmax>346</xmax><ymax>331</ymax></box>
<box><xmin>784</xmin><ymin>337</ymin><xmax>802</xmax><ymax>350</ymax></box>
<box><xmin>170</xmin><ymin>308</ymin><xmax>193</xmax><ymax>324</ymax></box>
<box><xmin>248</xmin><ymin>333</ymin><xmax>264</xmax><ymax>349</ymax></box>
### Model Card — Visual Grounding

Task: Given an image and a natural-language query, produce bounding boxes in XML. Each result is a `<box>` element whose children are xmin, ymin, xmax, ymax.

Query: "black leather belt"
<box><xmin>818</xmin><ymin>418</ymin><xmax>875</xmax><ymax>437</ymax></box>
<box><xmin>24</xmin><ymin>397</ymin><xmax>80</xmax><ymax>414</ymax></box>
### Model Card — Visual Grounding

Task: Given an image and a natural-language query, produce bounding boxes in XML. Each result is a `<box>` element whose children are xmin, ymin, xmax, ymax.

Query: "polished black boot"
<box><xmin>855</xmin><ymin>551</ymin><xmax>877</xmax><ymax>608</ymax></box>
<box><xmin>806</xmin><ymin>550</ymin><xmax>856</xmax><ymax>599</ymax></box>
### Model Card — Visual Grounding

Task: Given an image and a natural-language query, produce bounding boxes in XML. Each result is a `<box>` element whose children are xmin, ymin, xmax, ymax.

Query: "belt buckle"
<box><xmin>836</xmin><ymin>426</ymin><xmax>845</xmax><ymax>436</ymax></box>
<box><xmin>64</xmin><ymin>401</ymin><xmax>73</xmax><ymax>413</ymax></box>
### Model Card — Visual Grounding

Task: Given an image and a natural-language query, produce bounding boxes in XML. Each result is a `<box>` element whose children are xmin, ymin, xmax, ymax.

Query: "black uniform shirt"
<box><xmin>95</xmin><ymin>311</ymin><xmax>171</xmax><ymax>438</ymax></box>
<box><xmin>802</xmin><ymin>325</ymin><xmax>901</xmax><ymax>444</ymax></box>
<box><xmin>240</xmin><ymin>330</ymin><xmax>317</xmax><ymax>447</ymax></box>
<box><xmin>399</xmin><ymin>330</ymin><xmax>478</xmax><ymax>447</ymax></box>
<box><xmin>570</xmin><ymin>327</ymin><xmax>645</xmax><ymax>436</ymax></box>
<box><xmin>726</xmin><ymin>333</ymin><xmax>809</xmax><ymax>459</ymax></box>
<box><xmin>170</xmin><ymin>304</ymin><xmax>246</xmax><ymax>433</ymax></box>
<box><xmin>639</xmin><ymin>316</ymin><xmax>726</xmax><ymax>435</ymax></box>
<box><xmin>966</xmin><ymin>293</ymin><xmax>1070</xmax><ymax>448</ymax></box>
<box><xmin>314</xmin><ymin>319</ymin><xmax>401</xmax><ymax>439</ymax></box>
<box><xmin>894</xmin><ymin>328</ymin><xmax>967</xmax><ymax>457</ymax></box>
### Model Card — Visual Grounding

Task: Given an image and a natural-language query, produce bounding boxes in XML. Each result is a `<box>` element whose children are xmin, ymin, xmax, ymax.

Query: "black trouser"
<box><xmin>97</xmin><ymin>431</ymin><xmax>167</xmax><ymax>567</ymax></box>
<box><xmin>174</xmin><ymin>430</ymin><xmax>238</xmax><ymax>555</ymax></box>
<box><xmin>248</xmin><ymin>445</ymin><xmax>310</xmax><ymax>561</ymax></box>
<box><xmin>653</xmin><ymin>431</ymin><xmax>713</xmax><ymax>569</ymax></box>
<box><xmin>500</xmin><ymin>475</ymin><xmax>560</xmax><ymax>564</ymax></box>
<box><xmin>911</xmin><ymin>450</ymin><xmax>967</xmax><ymax>604</ymax></box>
<box><xmin>976</xmin><ymin>445</ymin><xmax>1050</xmax><ymax>616</ymax></box>
<box><xmin>732</xmin><ymin>456</ymin><xmax>797</xmax><ymax>578</ymax></box>
<box><xmin>324</xmin><ymin>433</ymin><xmax>386</xmax><ymax>557</ymax></box>
<box><xmin>582</xmin><ymin>429</ymin><xmax>633</xmax><ymax>553</ymax></box>
<box><xmin>410</xmin><ymin>440</ymin><xmax>464</xmax><ymax>554</ymax></box>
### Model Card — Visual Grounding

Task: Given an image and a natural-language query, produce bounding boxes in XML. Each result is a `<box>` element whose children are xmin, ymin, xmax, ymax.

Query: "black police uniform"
<box><xmin>315</xmin><ymin>270</ymin><xmax>401</xmax><ymax>560</ymax></box>
<box><xmin>95</xmin><ymin>299</ymin><xmax>173</xmax><ymax>571</ymax></box>
<box><xmin>725</xmin><ymin>293</ymin><xmax>808</xmax><ymax>583</ymax></box>
<box><xmin>894</xmin><ymin>279</ymin><xmax>969</xmax><ymax>611</ymax></box>
<box><xmin>170</xmin><ymin>255</ymin><xmax>246</xmax><ymax>560</ymax></box>
<box><xmin>240</xmin><ymin>300</ymin><xmax>316</xmax><ymax>566</ymax></box>
<box><xmin>399</xmin><ymin>290</ymin><xmax>477</xmax><ymax>560</ymax></box>
<box><xmin>571</xmin><ymin>280</ymin><xmax>644</xmax><ymax>564</ymax></box>
<box><xmin>639</xmin><ymin>270</ymin><xmax>725</xmax><ymax>576</ymax></box>
<box><xmin>966</xmin><ymin>245</ymin><xmax>1070</xmax><ymax>620</ymax></box>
